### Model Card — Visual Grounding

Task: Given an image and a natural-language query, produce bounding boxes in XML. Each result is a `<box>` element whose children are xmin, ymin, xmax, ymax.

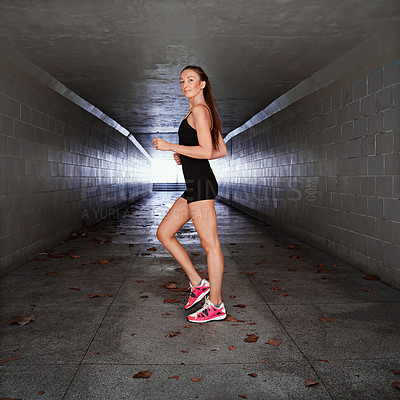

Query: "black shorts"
<box><xmin>181</xmin><ymin>176</ymin><xmax>218</xmax><ymax>204</ymax></box>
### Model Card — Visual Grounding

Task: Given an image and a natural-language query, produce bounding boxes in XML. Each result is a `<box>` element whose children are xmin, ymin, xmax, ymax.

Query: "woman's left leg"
<box><xmin>188</xmin><ymin>199</ymin><xmax>224</xmax><ymax>305</ymax></box>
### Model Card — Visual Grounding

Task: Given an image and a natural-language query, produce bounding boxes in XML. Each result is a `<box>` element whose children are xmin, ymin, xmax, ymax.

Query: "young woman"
<box><xmin>152</xmin><ymin>65</ymin><xmax>227</xmax><ymax>323</ymax></box>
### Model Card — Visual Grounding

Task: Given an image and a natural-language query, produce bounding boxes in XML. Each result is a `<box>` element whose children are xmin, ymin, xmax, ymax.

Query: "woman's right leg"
<box><xmin>156</xmin><ymin>196</ymin><xmax>202</xmax><ymax>286</ymax></box>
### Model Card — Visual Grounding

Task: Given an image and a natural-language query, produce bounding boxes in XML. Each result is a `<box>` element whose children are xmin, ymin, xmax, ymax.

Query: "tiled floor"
<box><xmin>1</xmin><ymin>191</ymin><xmax>400</xmax><ymax>399</ymax></box>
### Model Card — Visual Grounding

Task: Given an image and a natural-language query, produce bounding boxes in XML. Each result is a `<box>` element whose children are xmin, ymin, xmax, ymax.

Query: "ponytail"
<box><xmin>181</xmin><ymin>66</ymin><xmax>222</xmax><ymax>152</ymax></box>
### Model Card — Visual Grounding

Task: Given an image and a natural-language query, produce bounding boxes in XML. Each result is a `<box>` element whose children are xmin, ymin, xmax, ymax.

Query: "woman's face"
<box><xmin>179</xmin><ymin>69</ymin><xmax>205</xmax><ymax>99</ymax></box>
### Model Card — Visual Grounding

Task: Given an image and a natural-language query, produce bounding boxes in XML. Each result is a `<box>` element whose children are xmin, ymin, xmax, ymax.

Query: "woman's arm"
<box><xmin>209</xmin><ymin>131</ymin><xmax>227</xmax><ymax>160</ymax></box>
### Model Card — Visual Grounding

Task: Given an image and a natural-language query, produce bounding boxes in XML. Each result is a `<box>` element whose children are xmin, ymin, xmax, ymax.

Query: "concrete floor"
<box><xmin>1</xmin><ymin>191</ymin><xmax>400</xmax><ymax>400</ymax></box>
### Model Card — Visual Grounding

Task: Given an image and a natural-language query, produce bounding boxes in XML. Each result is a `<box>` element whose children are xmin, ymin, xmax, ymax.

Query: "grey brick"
<box><xmin>383</xmin><ymin>242</ymin><xmax>400</xmax><ymax>267</ymax></box>
<box><xmin>383</xmin><ymin>108</ymin><xmax>400</xmax><ymax>131</ymax></box>
<box><xmin>375</xmin><ymin>218</ymin><xmax>392</xmax><ymax>243</ymax></box>
<box><xmin>0</xmin><ymin>115</ymin><xmax>14</xmax><ymax>137</ymax></box>
<box><xmin>368</xmin><ymin>68</ymin><xmax>383</xmax><ymax>94</ymax></box>
<box><xmin>342</xmin><ymin>86</ymin><xmax>353</xmax><ymax>105</ymax></box>
<box><xmin>321</xmin><ymin>110</ymin><xmax>336</xmax><ymax>129</ymax></box>
<box><xmin>0</xmin><ymin>134</ymin><xmax>7</xmax><ymax>156</ymax></box>
<box><xmin>376</xmin><ymin>132</ymin><xmax>394</xmax><ymax>154</ymax></box>
<box><xmin>367</xmin><ymin>155</ymin><xmax>384</xmax><ymax>175</ymax></box>
<box><xmin>321</xmin><ymin>96</ymin><xmax>331</xmax><ymax>113</ymax></box>
<box><xmin>394</xmin><ymin>176</ymin><xmax>400</xmax><ymax>198</ymax></box>
<box><xmin>347</xmin><ymin>177</ymin><xmax>361</xmax><ymax>194</ymax></box>
<box><xmin>375</xmin><ymin>87</ymin><xmax>393</xmax><ymax>111</ymax></box>
<box><xmin>361</xmin><ymin>135</ymin><xmax>375</xmax><ymax>156</ymax></box>
<box><xmin>331</xmin><ymin>90</ymin><xmax>341</xmax><ymax>109</ymax></box>
<box><xmin>354</xmin><ymin>116</ymin><xmax>367</xmax><ymax>138</ymax></box>
<box><xmin>353</xmin><ymin>78</ymin><xmax>367</xmax><ymax>100</ymax></box>
<box><xmin>357</xmin><ymin>215</ymin><xmax>376</xmax><ymax>236</ymax></box>
<box><xmin>6</xmin><ymin>137</ymin><xmax>20</xmax><ymax>157</ymax></box>
<box><xmin>368</xmin><ymin>113</ymin><xmax>383</xmax><ymax>135</ymax></box>
<box><xmin>383</xmin><ymin>62</ymin><xmax>400</xmax><ymax>87</ymax></box>
<box><xmin>347</xmin><ymin>138</ymin><xmax>361</xmax><ymax>158</ymax></box>
<box><xmin>8</xmin><ymin>98</ymin><xmax>20</xmax><ymax>119</ymax></box>
<box><xmin>31</xmin><ymin>109</ymin><xmax>42</xmax><ymax>127</ymax></box>
<box><xmin>367</xmin><ymin>196</ymin><xmax>383</xmax><ymax>218</ymax></box>
<box><xmin>376</xmin><ymin>176</ymin><xmax>393</xmax><ymax>197</ymax></box>
<box><xmin>394</xmin><ymin>129</ymin><xmax>399</xmax><ymax>153</ymax></box>
<box><xmin>348</xmin><ymin>100</ymin><xmax>360</xmax><ymax>121</ymax></box>
<box><xmin>20</xmin><ymin>104</ymin><xmax>31</xmax><ymax>124</ymax></box>
<box><xmin>360</xmin><ymin>94</ymin><xmax>375</xmax><ymax>117</ymax></box>
<box><xmin>341</xmin><ymin>121</ymin><xmax>354</xmax><ymax>140</ymax></box>
<box><xmin>313</xmin><ymin>102</ymin><xmax>322</xmax><ymax>117</ymax></box>
<box><xmin>361</xmin><ymin>177</ymin><xmax>375</xmax><ymax>196</ymax></box>
<box><xmin>331</xmin><ymin>193</ymin><xmax>341</xmax><ymax>209</ymax></box>
<box><xmin>393</xmin><ymin>222</ymin><xmax>400</xmax><ymax>245</ymax></box>
<box><xmin>0</xmin><ymin>156</ymin><xmax>14</xmax><ymax>175</ymax></box>
<box><xmin>341</xmin><ymin>193</ymin><xmax>354</xmax><ymax>212</ymax></box>
<box><xmin>384</xmin><ymin>153</ymin><xmax>400</xmax><ymax>175</ymax></box>
<box><xmin>393</xmin><ymin>84</ymin><xmax>400</xmax><ymax>107</ymax></box>
<box><xmin>384</xmin><ymin>198</ymin><xmax>400</xmax><ymax>222</ymax></box>
<box><xmin>354</xmin><ymin>194</ymin><xmax>368</xmax><ymax>214</ymax></box>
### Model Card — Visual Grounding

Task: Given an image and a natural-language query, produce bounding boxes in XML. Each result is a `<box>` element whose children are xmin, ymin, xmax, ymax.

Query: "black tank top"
<box><xmin>178</xmin><ymin>108</ymin><xmax>216</xmax><ymax>181</ymax></box>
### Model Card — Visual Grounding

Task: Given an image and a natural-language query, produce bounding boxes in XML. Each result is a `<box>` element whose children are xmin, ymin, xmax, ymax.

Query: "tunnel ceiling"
<box><xmin>1</xmin><ymin>0</ymin><xmax>400</xmax><ymax>159</ymax></box>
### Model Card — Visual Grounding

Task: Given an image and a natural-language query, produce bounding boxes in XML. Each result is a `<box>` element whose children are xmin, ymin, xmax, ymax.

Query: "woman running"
<box><xmin>152</xmin><ymin>65</ymin><xmax>227</xmax><ymax>323</ymax></box>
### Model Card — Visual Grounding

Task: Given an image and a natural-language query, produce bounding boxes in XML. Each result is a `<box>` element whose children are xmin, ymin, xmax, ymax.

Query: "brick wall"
<box><xmin>213</xmin><ymin>60</ymin><xmax>400</xmax><ymax>288</ymax></box>
<box><xmin>0</xmin><ymin>58</ymin><xmax>152</xmax><ymax>275</ymax></box>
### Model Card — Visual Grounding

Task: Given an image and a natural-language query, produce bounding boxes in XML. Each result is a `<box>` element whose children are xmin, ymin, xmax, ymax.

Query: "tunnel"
<box><xmin>1</xmin><ymin>1</ymin><xmax>400</xmax><ymax>399</ymax></box>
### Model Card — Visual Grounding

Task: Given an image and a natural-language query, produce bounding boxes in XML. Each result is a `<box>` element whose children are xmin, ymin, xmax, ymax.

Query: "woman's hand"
<box><xmin>152</xmin><ymin>138</ymin><xmax>172</xmax><ymax>151</ymax></box>
<box><xmin>173</xmin><ymin>152</ymin><xmax>181</xmax><ymax>165</ymax></box>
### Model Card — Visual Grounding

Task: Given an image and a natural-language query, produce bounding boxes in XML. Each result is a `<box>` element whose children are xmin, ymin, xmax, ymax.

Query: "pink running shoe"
<box><xmin>187</xmin><ymin>296</ymin><xmax>226</xmax><ymax>323</ymax></box>
<box><xmin>185</xmin><ymin>279</ymin><xmax>210</xmax><ymax>310</ymax></box>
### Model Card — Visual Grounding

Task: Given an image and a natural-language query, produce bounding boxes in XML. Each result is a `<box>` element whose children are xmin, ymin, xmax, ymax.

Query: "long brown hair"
<box><xmin>181</xmin><ymin>65</ymin><xmax>222</xmax><ymax>152</ymax></box>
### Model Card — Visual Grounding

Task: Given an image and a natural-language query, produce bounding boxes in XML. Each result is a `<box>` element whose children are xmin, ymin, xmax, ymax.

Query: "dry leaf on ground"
<box><xmin>7</xmin><ymin>314</ymin><xmax>36</xmax><ymax>326</ymax></box>
<box><xmin>192</xmin><ymin>377</ymin><xmax>201</xmax><ymax>382</ymax></box>
<box><xmin>166</xmin><ymin>331</ymin><xmax>181</xmax><ymax>338</ymax></box>
<box><xmin>248</xmin><ymin>373</ymin><xmax>258</xmax><ymax>377</ymax></box>
<box><xmin>319</xmin><ymin>317</ymin><xmax>335</xmax><ymax>322</ymax></box>
<box><xmin>362</xmin><ymin>275</ymin><xmax>380</xmax><ymax>280</ymax></box>
<box><xmin>226</xmin><ymin>315</ymin><xmax>239</xmax><ymax>322</ymax></box>
<box><xmin>266</xmin><ymin>339</ymin><xmax>281</xmax><ymax>346</ymax></box>
<box><xmin>0</xmin><ymin>356</ymin><xmax>19</xmax><ymax>363</ymax></box>
<box><xmin>164</xmin><ymin>299</ymin><xmax>180</xmax><ymax>303</ymax></box>
<box><xmin>88</xmin><ymin>294</ymin><xmax>105</xmax><ymax>298</ymax></box>
<box><xmin>162</xmin><ymin>283</ymin><xmax>177</xmax><ymax>289</ymax></box>
<box><xmin>244</xmin><ymin>334</ymin><xmax>259</xmax><ymax>343</ymax></box>
<box><xmin>133</xmin><ymin>370</ymin><xmax>151</xmax><ymax>378</ymax></box>
<box><xmin>305</xmin><ymin>379</ymin><xmax>319</xmax><ymax>386</ymax></box>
